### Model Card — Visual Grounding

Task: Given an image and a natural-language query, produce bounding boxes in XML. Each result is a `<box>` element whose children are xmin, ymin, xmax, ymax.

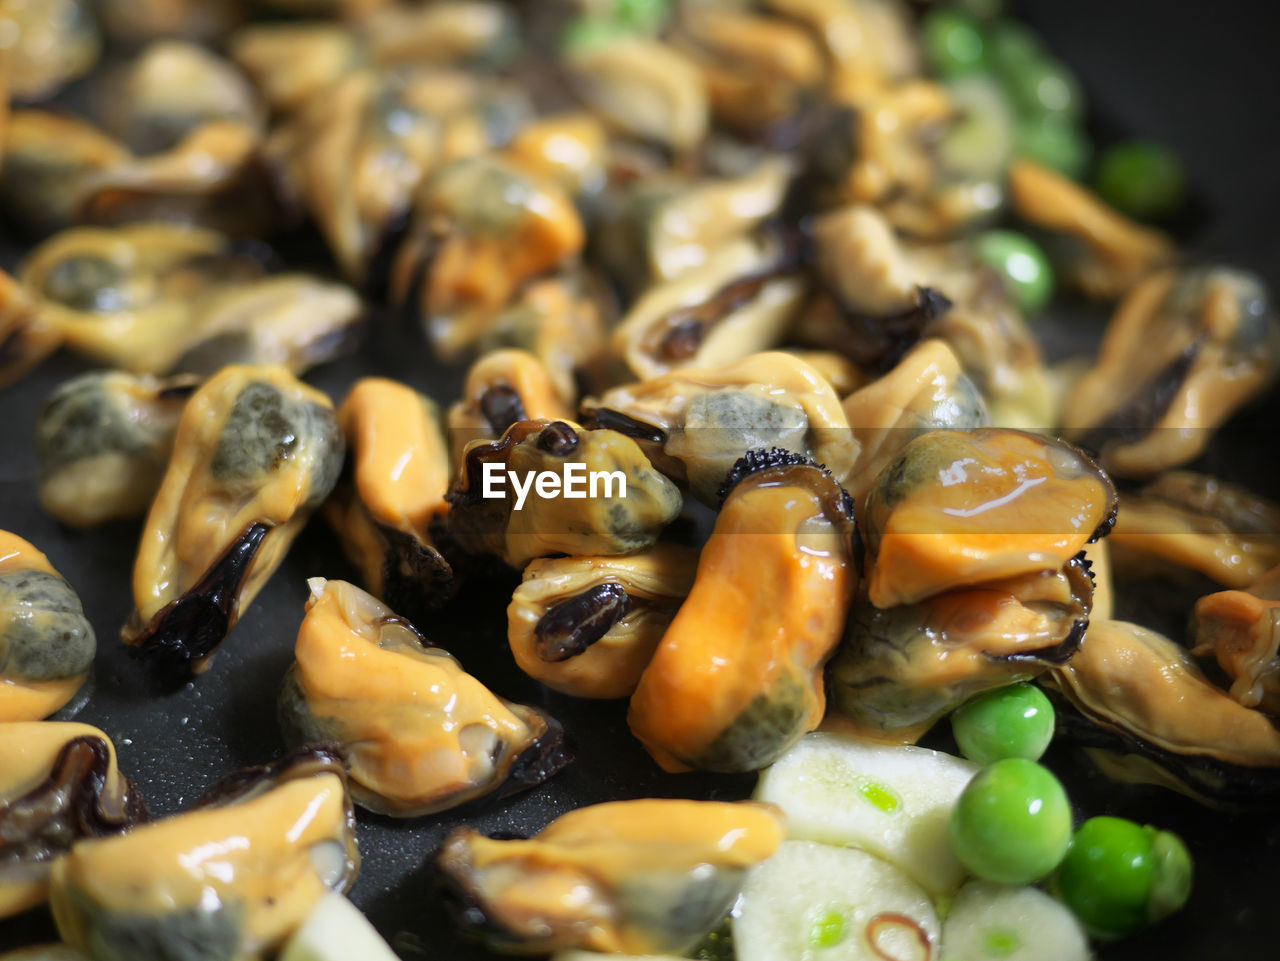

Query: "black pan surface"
<box><xmin>3</xmin><ymin>1</ymin><xmax>1280</xmax><ymax>958</ymax></box>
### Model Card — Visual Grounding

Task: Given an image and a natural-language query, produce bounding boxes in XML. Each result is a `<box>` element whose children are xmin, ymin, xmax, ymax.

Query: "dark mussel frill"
<box><xmin>0</xmin><ymin>723</ymin><xmax>146</xmax><ymax>919</ymax></box>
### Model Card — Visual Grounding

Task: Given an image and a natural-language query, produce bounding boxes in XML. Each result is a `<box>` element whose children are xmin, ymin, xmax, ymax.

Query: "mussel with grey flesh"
<box><xmin>121</xmin><ymin>365</ymin><xmax>345</xmax><ymax>677</ymax></box>
<box><xmin>445</xmin><ymin>419</ymin><xmax>682</xmax><ymax>569</ymax></box>
<box><xmin>35</xmin><ymin>370</ymin><xmax>198</xmax><ymax>529</ymax></box>
<box><xmin>0</xmin><ymin>532</ymin><xmax>95</xmax><ymax>723</ymax></box>
<box><xmin>584</xmin><ymin>351</ymin><xmax>855</xmax><ymax>507</ymax></box>
<box><xmin>389</xmin><ymin>155</ymin><xmax>585</xmax><ymax>362</ymax></box>
<box><xmin>830</xmin><ymin>554</ymin><xmax>1093</xmax><ymax>737</ymax></box>
<box><xmin>840</xmin><ymin>338</ymin><xmax>989</xmax><ymax>510</ymax></box>
<box><xmin>629</xmin><ymin>450</ymin><xmax>857</xmax><ymax>773</ymax></box>
<box><xmin>99</xmin><ymin>41</ymin><xmax>265</xmax><ymax>155</ymax></box>
<box><xmin>0</xmin><ymin>111</ymin><xmax>129</xmax><ymax>234</ymax></box>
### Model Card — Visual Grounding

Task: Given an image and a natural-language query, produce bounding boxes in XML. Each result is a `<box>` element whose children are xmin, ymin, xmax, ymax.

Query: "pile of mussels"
<box><xmin>2</xmin><ymin>0</ymin><xmax>1279</xmax><ymax>958</ymax></box>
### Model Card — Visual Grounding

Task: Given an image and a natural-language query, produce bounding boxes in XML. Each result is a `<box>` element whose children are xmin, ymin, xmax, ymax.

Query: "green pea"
<box><xmin>985</xmin><ymin>20</ymin><xmax>1043</xmax><ymax>79</ymax></box>
<box><xmin>1093</xmin><ymin>140</ymin><xmax>1187</xmax><ymax>220</ymax></box>
<box><xmin>560</xmin><ymin>16</ymin><xmax>632</xmax><ymax>54</ymax></box>
<box><xmin>1010</xmin><ymin>57</ymin><xmax>1083</xmax><ymax>121</ymax></box>
<box><xmin>949</xmin><ymin>758</ymin><xmax>1072</xmax><ymax>885</ymax></box>
<box><xmin>922</xmin><ymin>8</ymin><xmax>988</xmax><ymax>77</ymax></box>
<box><xmin>951</xmin><ymin>683</ymin><xmax>1056</xmax><ymax>762</ymax></box>
<box><xmin>1053</xmin><ymin>817</ymin><xmax>1193</xmax><ymax>939</ymax></box>
<box><xmin>613</xmin><ymin>0</ymin><xmax>669</xmax><ymax>32</ymax></box>
<box><xmin>1013</xmin><ymin>114</ymin><xmax>1092</xmax><ymax>179</ymax></box>
<box><xmin>972</xmin><ymin>231</ymin><xmax>1054</xmax><ymax>314</ymax></box>
<box><xmin>939</xmin><ymin>76</ymin><xmax>1015</xmax><ymax>181</ymax></box>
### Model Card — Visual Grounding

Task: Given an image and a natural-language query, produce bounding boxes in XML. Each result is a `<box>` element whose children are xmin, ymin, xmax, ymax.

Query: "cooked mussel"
<box><xmin>790</xmin><ymin>348</ymin><xmax>865</xmax><ymax>396</ymax></box>
<box><xmin>471</xmin><ymin>271</ymin><xmax>611</xmax><ymax>399</ymax></box>
<box><xmin>20</xmin><ymin>223</ymin><xmax>360</xmax><ymax>375</ymax></box>
<box><xmin>863</xmin><ymin>428</ymin><xmax>1117</xmax><ymax>608</ymax></box>
<box><xmin>19</xmin><ymin>223</ymin><xmax>267</xmax><ymax>372</ymax></box>
<box><xmin>670</xmin><ymin>3</ymin><xmax>825</xmax><ymax>143</ymax></box>
<box><xmin>0</xmin><ymin>722</ymin><xmax>145</xmax><ymax>919</ymax></box>
<box><xmin>268</xmin><ymin>68</ymin><xmax>523</xmax><ymax>283</ymax></box>
<box><xmin>446</xmin><ymin>420</ymin><xmax>682</xmax><ymax>569</ymax></box>
<box><xmin>1107</xmin><ymin>470</ymin><xmax>1280</xmax><ymax>589</ymax></box>
<box><xmin>324</xmin><ymin>378</ymin><xmax>454</xmax><ymax>614</ymax></box>
<box><xmin>564</xmin><ymin>35</ymin><xmax>708</xmax><ymax>157</ymax></box>
<box><xmin>841</xmin><ymin>338</ymin><xmax>989</xmax><ymax>508</ymax></box>
<box><xmin>760</xmin><ymin>0</ymin><xmax>920</xmax><ymax>98</ymax></box>
<box><xmin>1008</xmin><ymin>159</ymin><xmax>1175</xmax><ymax>299</ymax></box>
<box><xmin>803</xmin><ymin>80</ymin><xmax>999</xmax><ymax>237</ymax></box>
<box><xmin>830</xmin><ymin>554</ymin><xmax>1092</xmax><ymax>736</ymax></box>
<box><xmin>508</xmin><ymin>544</ymin><xmax>699</xmax><ymax>699</ymax></box>
<box><xmin>361</xmin><ymin>1</ymin><xmax>519</xmax><ymax>70</ymax></box>
<box><xmin>2</xmin><ymin>0</ymin><xmax>99</xmax><ymax>102</ymax></box>
<box><xmin>0</xmin><ymin>112</ymin><xmax>131</xmax><ymax>234</ymax></box>
<box><xmin>390</xmin><ymin>155</ymin><xmax>585</xmax><ymax>362</ymax></box>
<box><xmin>612</xmin><ymin>233</ymin><xmax>806</xmax><ymax>381</ymax></box>
<box><xmin>504</xmin><ymin>113</ymin><xmax>608</xmax><ymax>201</ymax></box>
<box><xmin>100</xmin><ymin>41</ymin><xmax>264</xmax><ymax>155</ymax></box>
<box><xmin>1044</xmin><ymin>619</ymin><xmax>1280</xmax><ymax>808</ymax></box>
<box><xmin>1062</xmin><ymin>266</ymin><xmax>1279</xmax><ymax>477</ymax></box>
<box><xmin>801</xmin><ymin>204</ymin><xmax>1052</xmax><ymax>426</ymax></box>
<box><xmin>174</xmin><ymin>274</ymin><xmax>363</xmax><ymax>375</ymax></box>
<box><xmin>76</xmin><ymin>120</ymin><xmax>284</xmax><ymax>236</ymax></box>
<box><xmin>280</xmin><ymin>578</ymin><xmax>568</xmax><ymax>816</ymax></box>
<box><xmin>36</xmin><ymin>370</ymin><xmax>197</xmax><ymax>529</ymax></box>
<box><xmin>584</xmin><ymin>351</ymin><xmax>855</xmax><ymax>506</ymax></box>
<box><xmin>0</xmin><ymin>531</ymin><xmax>95</xmax><ymax>722</ymax></box>
<box><xmin>447</xmin><ymin>349</ymin><xmax>575</xmax><ymax>466</ymax></box>
<box><xmin>50</xmin><ymin>745</ymin><xmax>359</xmax><ymax>961</ymax></box>
<box><xmin>438</xmin><ymin>799</ymin><xmax>785</xmax><ymax>954</ymax></box>
<box><xmin>1192</xmin><ymin>566</ymin><xmax>1280</xmax><ymax>715</ymax></box>
<box><xmin>629</xmin><ymin>450</ymin><xmax>856</xmax><ymax>772</ymax></box>
<box><xmin>96</xmin><ymin>0</ymin><xmax>244</xmax><ymax>43</ymax></box>
<box><xmin>0</xmin><ymin>270</ymin><xmax>61</xmax><ymax>391</ymax></box>
<box><xmin>656</xmin><ymin>157</ymin><xmax>792</xmax><ymax>281</ymax></box>
<box><xmin>121</xmin><ymin>365</ymin><xmax>344</xmax><ymax>677</ymax></box>
<box><xmin>229</xmin><ymin>23</ymin><xmax>359</xmax><ymax>116</ymax></box>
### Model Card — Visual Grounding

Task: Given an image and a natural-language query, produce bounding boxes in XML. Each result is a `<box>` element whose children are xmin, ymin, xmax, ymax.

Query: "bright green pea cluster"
<box><xmin>925</xmin><ymin>2</ymin><xmax>1187</xmax><ymax>221</ymax></box>
<box><xmin>946</xmin><ymin>689</ymin><xmax>1194</xmax><ymax>943</ymax></box>
<box><xmin>923</xmin><ymin>5</ymin><xmax>1090</xmax><ymax>178</ymax></box>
